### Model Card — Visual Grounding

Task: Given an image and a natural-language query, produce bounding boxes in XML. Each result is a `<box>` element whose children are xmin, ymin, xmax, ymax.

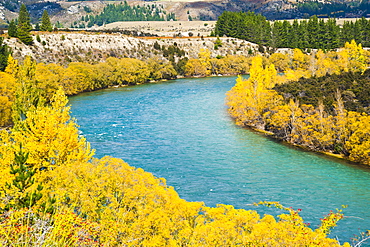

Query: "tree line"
<box><xmin>297</xmin><ymin>0</ymin><xmax>370</xmax><ymax>18</ymax></box>
<box><xmin>76</xmin><ymin>1</ymin><xmax>176</xmax><ymax>28</ymax></box>
<box><xmin>215</xmin><ymin>11</ymin><xmax>370</xmax><ymax>49</ymax></box>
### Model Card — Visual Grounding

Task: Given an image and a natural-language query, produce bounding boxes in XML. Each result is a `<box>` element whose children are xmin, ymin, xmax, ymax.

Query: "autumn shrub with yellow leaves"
<box><xmin>2</xmin><ymin>40</ymin><xmax>369</xmax><ymax>245</ymax></box>
<box><xmin>0</xmin><ymin>50</ymin><xmax>256</xmax><ymax>129</ymax></box>
<box><xmin>227</xmin><ymin>41</ymin><xmax>370</xmax><ymax>165</ymax></box>
<box><xmin>0</xmin><ymin>78</ymin><xmax>350</xmax><ymax>245</ymax></box>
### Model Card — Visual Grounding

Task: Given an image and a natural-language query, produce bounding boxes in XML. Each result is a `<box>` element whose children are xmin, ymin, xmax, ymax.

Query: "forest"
<box><xmin>227</xmin><ymin>41</ymin><xmax>370</xmax><ymax>165</ymax></box>
<box><xmin>75</xmin><ymin>1</ymin><xmax>176</xmax><ymax>28</ymax></box>
<box><xmin>215</xmin><ymin>11</ymin><xmax>370</xmax><ymax>49</ymax></box>
<box><xmin>0</xmin><ymin>53</ymin><xmax>351</xmax><ymax>246</ymax></box>
<box><xmin>297</xmin><ymin>0</ymin><xmax>370</xmax><ymax>18</ymax></box>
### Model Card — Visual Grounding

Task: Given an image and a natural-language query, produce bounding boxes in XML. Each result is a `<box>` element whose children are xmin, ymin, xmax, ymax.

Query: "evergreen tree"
<box><xmin>8</xmin><ymin>19</ymin><xmax>17</xmax><ymax>37</ymax></box>
<box><xmin>307</xmin><ymin>15</ymin><xmax>319</xmax><ymax>48</ymax></box>
<box><xmin>214</xmin><ymin>11</ymin><xmax>370</xmax><ymax>50</ymax></box>
<box><xmin>325</xmin><ymin>18</ymin><xmax>340</xmax><ymax>49</ymax></box>
<box><xmin>35</xmin><ymin>22</ymin><xmax>40</xmax><ymax>31</ymax></box>
<box><xmin>271</xmin><ymin>21</ymin><xmax>283</xmax><ymax>48</ymax></box>
<box><xmin>289</xmin><ymin>19</ymin><xmax>300</xmax><ymax>48</ymax></box>
<box><xmin>357</xmin><ymin>17</ymin><xmax>370</xmax><ymax>47</ymax></box>
<box><xmin>5</xmin><ymin>147</ymin><xmax>43</xmax><ymax>210</ymax></box>
<box><xmin>340</xmin><ymin>21</ymin><xmax>354</xmax><ymax>46</ymax></box>
<box><xmin>281</xmin><ymin>20</ymin><xmax>291</xmax><ymax>48</ymax></box>
<box><xmin>40</xmin><ymin>10</ymin><xmax>53</xmax><ymax>32</ymax></box>
<box><xmin>297</xmin><ymin>20</ymin><xmax>309</xmax><ymax>49</ymax></box>
<box><xmin>0</xmin><ymin>37</ymin><xmax>11</xmax><ymax>71</ymax></box>
<box><xmin>17</xmin><ymin>4</ymin><xmax>33</xmax><ymax>45</ymax></box>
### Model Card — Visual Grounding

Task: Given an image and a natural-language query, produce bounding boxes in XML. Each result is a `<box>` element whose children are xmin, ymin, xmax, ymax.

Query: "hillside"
<box><xmin>2</xmin><ymin>31</ymin><xmax>258</xmax><ymax>64</ymax></box>
<box><xmin>1</xmin><ymin>0</ymin><xmax>369</xmax><ymax>29</ymax></box>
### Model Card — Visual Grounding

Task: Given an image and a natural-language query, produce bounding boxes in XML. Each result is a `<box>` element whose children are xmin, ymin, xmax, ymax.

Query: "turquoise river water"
<box><xmin>69</xmin><ymin>76</ymin><xmax>370</xmax><ymax>244</ymax></box>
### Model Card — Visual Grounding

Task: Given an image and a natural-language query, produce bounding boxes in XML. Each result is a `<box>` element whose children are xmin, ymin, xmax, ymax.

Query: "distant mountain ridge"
<box><xmin>1</xmin><ymin>0</ymin><xmax>369</xmax><ymax>28</ymax></box>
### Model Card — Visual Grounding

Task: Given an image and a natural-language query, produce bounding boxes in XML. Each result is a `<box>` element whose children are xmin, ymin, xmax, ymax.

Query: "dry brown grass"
<box><xmin>98</xmin><ymin>21</ymin><xmax>216</xmax><ymax>37</ymax></box>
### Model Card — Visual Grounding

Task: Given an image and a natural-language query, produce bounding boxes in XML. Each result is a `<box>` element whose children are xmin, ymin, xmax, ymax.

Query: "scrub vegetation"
<box><xmin>0</xmin><ymin>61</ymin><xmax>350</xmax><ymax>246</ymax></box>
<box><xmin>227</xmin><ymin>40</ymin><xmax>370</xmax><ymax>165</ymax></box>
<box><xmin>1</xmin><ymin>6</ymin><xmax>370</xmax><ymax>245</ymax></box>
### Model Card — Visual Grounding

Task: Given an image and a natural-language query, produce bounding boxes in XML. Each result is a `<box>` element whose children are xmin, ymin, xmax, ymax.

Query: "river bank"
<box><xmin>73</xmin><ymin>67</ymin><xmax>368</xmax><ymax>168</ymax></box>
<box><xmin>69</xmin><ymin>76</ymin><xmax>370</xmax><ymax>243</ymax></box>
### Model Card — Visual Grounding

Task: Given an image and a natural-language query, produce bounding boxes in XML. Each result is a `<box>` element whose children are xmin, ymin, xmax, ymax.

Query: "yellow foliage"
<box><xmin>291</xmin><ymin>48</ymin><xmax>310</xmax><ymax>71</ymax></box>
<box><xmin>337</xmin><ymin>40</ymin><xmax>368</xmax><ymax>74</ymax></box>
<box><xmin>0</xmin><ymin>88</ymin><xmax>93</xmax><ymax>173</ymax></box>
<box><xmin>314</xmin><ymin>50</ymin><xmax>340</xmax><ymax>77</ymax></box>
<box><xmin>227</xmin><ymin>56</ymin><xmax>283</xmax><ymax>129</ymax></box>
<box><xmin>185</xmin><ymin>59</ymin><xmax>208</xmax><ymax>77</ymax></box>
<box><xmin>346</xmin><ymin>112</ymin><xmax>370</xmax><ymax>165</ymax></box>
<box><xmin>269</xmin><ymin>52</ymin><xmax>289</xmax><ymax>72</ymax></box>
<box><xmin>4</xmin><ymin>55</ymin><xmax>19</xmax><ymax>77</ymax></box>
<box><xmin>0</xmin><ymin>71</ymin><xmax>16</xmax><ymax>126</ymax></box>
<box><xmin>0</xmin><ymin>89</ymin><xmax>349</xmax><ymax>246</ymax></box>
<box><xmin>227</xmin><ymin>45</ymin><xmax>370</xmax><ymax>165</ymax></box>
<box><xmin>35</xmin><ymin>63</ymin><xmax>63</xmax><ymax>100</ymax></box>
<box><xmin>147</xmin><ymin>57</ymin><xmax>177</xmax><ymax>80</ymax></box>
<box><xmin>284</xmin><ymin>68</ymin><xmax>311</xmax><ymax>81</ymax></box>
<box><xmin>198</xmin><ymin>48</ymin><xmax>211</xmax><ymax>74</ymax></box>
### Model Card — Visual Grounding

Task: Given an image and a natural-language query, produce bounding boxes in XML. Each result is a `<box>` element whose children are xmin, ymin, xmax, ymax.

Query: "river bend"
<box><xmin>69</xmin><ymin>76</ymin><xmax>370</xmax><ymax>244</ymax></box>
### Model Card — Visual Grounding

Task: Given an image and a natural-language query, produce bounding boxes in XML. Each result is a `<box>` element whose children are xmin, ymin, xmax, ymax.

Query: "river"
<box><xmin>69</xmin><ymin>76</ymin><xmax>370</xmax><ymax>244</ymax></box>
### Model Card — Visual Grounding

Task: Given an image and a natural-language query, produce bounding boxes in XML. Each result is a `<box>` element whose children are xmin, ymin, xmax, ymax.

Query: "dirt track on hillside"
<box><xmin>98</xmin><ymin>21</ymin><xmax>217</xmax><ymax>37</ymax></box>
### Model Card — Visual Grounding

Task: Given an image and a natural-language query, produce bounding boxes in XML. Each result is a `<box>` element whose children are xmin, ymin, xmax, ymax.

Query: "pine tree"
<box><xmin>17</xmin><ymin>4</ymin><xmax>33</xmax><ymax>45</ymax></box>
<box><xmin>0</xmin><ymin>37</ymin><xmax>11</xmax><ymax>71</ymax></box>
<box><xmin>5</xmin><ymin>147</ymin><xmax>43</xmax><ymax>210</ymax></box>
<box><xmin>8</xmin><ymin>19</ymin><xmax>17</xmax><ymax>37</ymax></box>
<box><xmin>307</xmin><ymin>15</ymin><xmax>319</xmax><ymax>48</ymax></box>
<box><xmin>40</xmin><ymin>10</ymin><xmax>53</xmax><ymax>32</ymax></box>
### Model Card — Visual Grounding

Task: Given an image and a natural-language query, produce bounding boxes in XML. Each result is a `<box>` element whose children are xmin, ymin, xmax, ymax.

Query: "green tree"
<box><xmin>8</xmin><ymin>19</ymin><xmax>17</xmax><ymax>37</ymax></box>
<box><xmin>5</xmin><ymin>147</ymin><xmax>43</xmax><ymax>211</ymax></box>
<box><xmin>34</xmin><ymin>22</ymin><xmax>40</xmax><ymax>31</ymax></box>
<box><xmin>17</xmin><ymin>4</ymin><xmax>33</xmax><ymax>45</ymax></box>
<box><xmin>40</xmin><ymin>10</ymin><xmax>53</xmax><ymax>32</ymax></box>
<box><xmin>325</xmin><ymin>18</ymin><xmax>340</xmax><ymax>49</ymax></box>
<box><xmin>307</xmin><ymin>15</ymin><xmax>319</xmax><ymax>48</ymax></box>
<box><xmin>0</xmin><ymin>37</ymin><xmax>11</xmax><ymax>71</ymax></box>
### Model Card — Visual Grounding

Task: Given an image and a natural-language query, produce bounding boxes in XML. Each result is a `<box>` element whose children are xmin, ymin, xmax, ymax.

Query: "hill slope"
<box><xmin>1</xmin><ymin>0</ymin><xmax>369</xmax><ymax>28</ymax></box>
<box><xmin>3</xmin><ymin>32</ymin><xmax>258</xmax><ymax>64</ymax></box>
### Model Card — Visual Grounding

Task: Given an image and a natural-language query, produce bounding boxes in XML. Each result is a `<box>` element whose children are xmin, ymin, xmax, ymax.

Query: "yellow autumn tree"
<box><xmin>198</xmin><ymin>48</ymin><xmax>211</xmax><ymax>76</ymax></box>
<box><xmin>314</xmin><ymin>50</ymin><xmax>340</xmax><ymax>77</ymax></box>
<box><xmin>227</xmin><ymin>56</ymin><xmax>283</xmax><ymax>129</ymax></box>
<box><xmin>147</xmin><ymin>57</ymin><xmax>177</xmax><ymax>80</ymax></box>
<box><xmin>35</xmin><ymin>63</ymin><xmax>64</xmax><ymax>100</ymax></box>
<box><xmin>0</xmin><ymin>71</ymin><xmax>16</xmax><ymax>126</ymax></box>
<box><xmin>284</xmin><ymin>49</ymin><xmax>311</xmax><ymax>81</ymax></box>
<box><xmin>269</xmin><ymin>52</ymin><xmax>289</xmax><ymax>73</ymax></box>
<box><xmin>337</xmin><ymin>40</ymin><xmax>368</xmax><ymax>74</ymax></box>
<box><xmin>345</xmin><ymin>112</ymin><xmax>370</xmax><ymax>165</ymax></box>
<box><xmin>11</xmin><ymin>56</ymin><xmax>46</xmax><ymax>125</ymax></box>
<box><xmin>184</xmin><ymin>58</ymin><xmax>208</xmax><ymax>77</ymax></box>
<box><xmin>1</xmin><ymin>88</ymin><xmax>93</xmax><ymax>173</ymax></box>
